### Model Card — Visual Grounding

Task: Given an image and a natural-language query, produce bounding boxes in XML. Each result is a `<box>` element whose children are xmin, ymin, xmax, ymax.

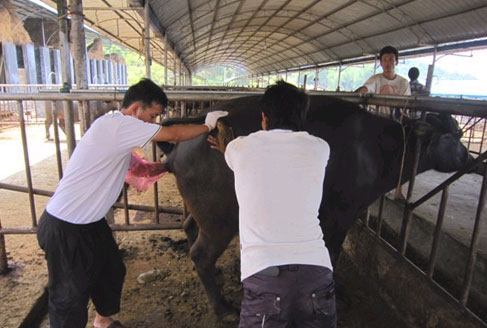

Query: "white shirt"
<box><xmin>225</xmin><ymin>129</ymin><xmax>333</xmax><ymax>280</ymax></box>
<box><xmin>363</xmin><ymin>73</ymin><xmax>411</xmax><ymax>96</ymax></box>
<box><xmin>47</xmin><ymin>112</ymin><xmax>160</xmax><ymax>224</ymax></box>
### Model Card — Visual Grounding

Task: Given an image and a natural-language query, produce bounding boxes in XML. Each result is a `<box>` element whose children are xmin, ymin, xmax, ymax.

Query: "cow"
<box><xmin>156</xmin><ymin>94</ymin><xmax>470</xmax><ymax>317</ymax></box>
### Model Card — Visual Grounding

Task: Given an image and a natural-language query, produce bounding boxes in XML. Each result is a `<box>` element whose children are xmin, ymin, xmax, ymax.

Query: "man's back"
<box><xmin>225</xmin><ymin>129</ymin><xmax>332</xmax><ymax>280</ymax></box>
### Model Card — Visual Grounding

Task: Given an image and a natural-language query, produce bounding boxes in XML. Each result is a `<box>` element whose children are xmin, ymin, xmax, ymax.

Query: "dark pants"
<box><xmin>239</xmin><ymin>264</ymin><xmax>336</xmax><ymax>328</ymax></box>
<box><xmin>37</xmin><ymin>211</ymin><xmax>126</xmax><ymax>328</ymax></box>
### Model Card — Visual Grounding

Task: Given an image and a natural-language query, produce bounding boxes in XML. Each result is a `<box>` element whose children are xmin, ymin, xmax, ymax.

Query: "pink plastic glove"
<box><xmin>125</xmin><ymin>153</ymin><xmax>167</xmax><ymax>192</ymax></box>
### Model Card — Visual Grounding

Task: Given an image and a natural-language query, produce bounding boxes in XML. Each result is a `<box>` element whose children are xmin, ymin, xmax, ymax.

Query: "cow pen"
<box><xmin>0</xmin><ymin>90</ymin><xmax>487</xmax><ymax>326</ymax></box>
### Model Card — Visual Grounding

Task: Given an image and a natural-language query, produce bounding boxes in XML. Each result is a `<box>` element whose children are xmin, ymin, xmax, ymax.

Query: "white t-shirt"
<box><xmin>363</xmin><ymin>73</ymin><xmax>411</xmax><ymax>96</ymax></box>
<box><xmin>47</xmin><ymin>112</ymin><xmax>160</xmax><ymax>224</ymax></box>
<box><xmin>225</xmin><ymin>129</ymin><xmax>333</xmax><ymax>280</ymax></box>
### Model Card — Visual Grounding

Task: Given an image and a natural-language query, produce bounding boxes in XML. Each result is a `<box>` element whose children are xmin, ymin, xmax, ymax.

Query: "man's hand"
<box><xmin>208</xmin><ymin>120</ymin><xmax>235</xmax><ymax>154</ymax></box>
<box><xmin>356</xmin><ymin>86</ymin><xmax>368</xmax><ymax>95</ymax></box>
<box><xmin>205</xmin><ymin>111</ymin><xmax>228</xmax><ymax>131</ymax></box>
<box><xmin>207</xmin><ymin>135</ymin><xmax>224</xmax><ymax>153</ymax></box>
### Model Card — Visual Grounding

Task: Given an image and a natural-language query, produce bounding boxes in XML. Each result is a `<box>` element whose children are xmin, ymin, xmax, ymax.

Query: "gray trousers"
<box><xmin>239</xmin><ymin>264</ymin><xmax>337</xmax><ymax>328</ymax></box>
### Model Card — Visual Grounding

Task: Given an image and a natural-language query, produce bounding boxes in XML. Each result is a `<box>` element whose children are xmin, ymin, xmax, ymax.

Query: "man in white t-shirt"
<box><xmin>357</xmin><ymin>45</ymin><xmax>411</xmax><ymax>99</ymax></box>
<box><xmin>36</xmin><ymin>79</ymin><xmax>227</xmax><ymax>328</ymax></box>
<box><xmin>358</xmin><ymin>46</ymin><xmax>411</xmax><ymax>200</ymax></box>
<box><xmin>209</xmin><ymin>81</ymin><xmax>336</xmax><ymax>327</ymax></box>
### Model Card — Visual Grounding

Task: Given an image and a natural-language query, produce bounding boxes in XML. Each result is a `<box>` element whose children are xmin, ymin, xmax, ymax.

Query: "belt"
<box><xmin>257</xmin><ymin>264</ymin><xmax>300</xmax><ymax>277</ymax></box>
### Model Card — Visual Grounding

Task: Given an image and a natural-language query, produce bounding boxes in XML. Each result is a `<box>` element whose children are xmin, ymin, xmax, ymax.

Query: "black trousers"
<box><xmin>239</xmin><ymin>265</ymin><xmax>336</xmax><ymax>328</ymax></box>
<box><xmin>37</xmin><ymin>211</ymin><xmax>126</xmax><ymax>328</ymax></box>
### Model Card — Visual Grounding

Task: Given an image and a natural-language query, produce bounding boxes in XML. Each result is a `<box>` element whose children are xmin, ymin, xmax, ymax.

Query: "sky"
<box><xmin>413</xmin><ymin>48</ymin><xmax>487</xmax><ymax>96</ymax></box>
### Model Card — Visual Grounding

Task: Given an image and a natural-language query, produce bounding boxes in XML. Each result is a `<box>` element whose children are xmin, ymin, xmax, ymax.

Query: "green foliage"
<box><xmin>104</xmin><ymin>43</ymin><xmax>169</xmax><ymax>85</ymax></box>
<box><xmin>192</xmin><ymin>65</ymin><xmax>247</xmax><ymax>86</ymax></box>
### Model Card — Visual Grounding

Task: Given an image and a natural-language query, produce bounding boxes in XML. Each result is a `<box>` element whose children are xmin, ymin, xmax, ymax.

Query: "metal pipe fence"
<box><xmin>0</xmin><ymin>90</ymin><xmax>486</xmax><ymax>324</ymax></box>
<box><xmin>362</xmin><ymin>107</ymin><xmax>487</xmax><ymax>323</ymax></box>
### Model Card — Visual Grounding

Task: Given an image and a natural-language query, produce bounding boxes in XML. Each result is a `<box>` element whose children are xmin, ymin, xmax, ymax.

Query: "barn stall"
<box><xmin>1</xmin><ymin>0</ymin><xmax>487</xmax><ymax>327</ymax></box>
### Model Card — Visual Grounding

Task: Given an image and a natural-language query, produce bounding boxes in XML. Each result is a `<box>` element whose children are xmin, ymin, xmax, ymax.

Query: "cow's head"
<box><xmin>414</xmin><ymin>113</ymin><xmax>471</xmax><ymax>172</ymax></box>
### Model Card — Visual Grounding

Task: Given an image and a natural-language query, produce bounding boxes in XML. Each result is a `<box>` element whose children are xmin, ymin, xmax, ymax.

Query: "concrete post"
<box><xmin>53</xmin><ymin>50</ymin><xmax>62</xmax><ymax>84</ymax></box>
<box><xmin>144</xmin><ymin>0</ymin><xmax>151</xmax><ymax>79</ymax></box>
<box><xmin>57</xmin><ymin>0</ymin><xmax>76</xmax><ymax>156</ymax></box>
<box><xmin>38</xmin><ymin>46</ymin><xmax>51</xmax><ymax>84</ymax></box>
<box><xmin>96</xmin><ymin>60</ymin><xmax>104</xmax><ymax>84</ymax></box>
<box><xmin>69</xmin><ymin>0</ymin><xmax>90</xmax><ymax>133</ymax></box>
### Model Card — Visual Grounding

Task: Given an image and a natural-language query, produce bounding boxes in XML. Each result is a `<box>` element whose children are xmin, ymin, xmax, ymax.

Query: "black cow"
<box><xmin>156</xmin><ymin>95</ymin><xmax>470</xmax><ymax>317</ymax></box>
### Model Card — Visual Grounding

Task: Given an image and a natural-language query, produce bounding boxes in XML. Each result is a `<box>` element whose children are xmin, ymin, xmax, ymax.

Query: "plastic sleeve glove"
<box><xmin>204</xmin><ymin>111</ymin><xmax>229</xmax><ymax>131</ymax></box>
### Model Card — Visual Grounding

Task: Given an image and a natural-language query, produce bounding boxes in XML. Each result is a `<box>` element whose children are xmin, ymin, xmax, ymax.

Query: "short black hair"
<box><xmin>379</xmin><ymin>46</ymin><xmax>399</xmax><ymax>64</ymax></box>
<box><xmin>261</xmin><ymin>80</ymin><xmax>309</xmax><ymax>131</ymax></box>
<box><xmin>122</xmin><ymin>79</ymin><xmax>168</xmax><ymax>109</ymax></box>
<box><xmin>408</xmin><ymin>67</ymin><xmax>420</xmax><ymax>80</ymax></box>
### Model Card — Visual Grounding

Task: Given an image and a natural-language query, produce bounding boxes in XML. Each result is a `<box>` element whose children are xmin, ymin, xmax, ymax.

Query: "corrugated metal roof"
<box><xmin>39</xmin><ymin>0</ymin><xmax>487</xmax><ymax>75</ymax></box>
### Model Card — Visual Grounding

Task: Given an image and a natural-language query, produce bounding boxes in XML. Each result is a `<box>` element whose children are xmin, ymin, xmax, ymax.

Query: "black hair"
<box><xmin>122</xmin><ymin>78</ymin><xmax>168</xmax><ymax>109</ymax></box>
<box><xmin>379</xmin><ymin>46</ymin><xmax>399</xmax><ymax>64</ymax></box>
<box><xmin>408</xmin><ymin>67</ymin><xmax>420</xmax><ymax>80</ymax></box>
<box><xmin>260</xmin><ymin>80</ymin><xmax>309</xmax><ymax>131</ymax></box>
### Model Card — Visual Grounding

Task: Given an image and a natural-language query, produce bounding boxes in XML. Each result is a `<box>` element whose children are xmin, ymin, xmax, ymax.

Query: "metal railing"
<box><xmin>0</xmin><ymin>90</ymin><xmax>486</xmax><ymax>324</ymax></box>
<box><xmin>361</xmin><ymin>104</ymin><xmax>487</xmax><ymax>324</ymax></box>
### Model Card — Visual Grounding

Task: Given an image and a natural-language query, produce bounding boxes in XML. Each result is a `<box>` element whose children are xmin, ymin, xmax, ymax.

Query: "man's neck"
<box><xmin>382</xmin><ymin>71</ymin><xmax>396</xmax><ymax>80</ymax></box>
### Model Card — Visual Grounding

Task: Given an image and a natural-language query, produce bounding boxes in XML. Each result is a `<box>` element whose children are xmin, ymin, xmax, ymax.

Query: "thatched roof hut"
<box><xmin>87</xmin><ymin>37</ymin><xmax>105</xmax><ymax>60</ymax></box>
<box><xmin>0</xmin><ymin>0</ymin><xmax>31</xmax><ymax>45</ymax></box>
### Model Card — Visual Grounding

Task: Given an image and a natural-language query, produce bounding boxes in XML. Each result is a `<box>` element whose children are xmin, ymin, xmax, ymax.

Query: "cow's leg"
<box><xmin>189</xmin><ymin>229</ymin><xmax>235</xmax><ymax>317</ymax></box>
<box><xmin>322</xmin><ymin>212</ymin><xmax>357</xmax><ymax>266</ymax></box>
<box><xmin>183</xmin><ymin>214</ymin><xmax>198</xmax><ymax>249</ymax></box>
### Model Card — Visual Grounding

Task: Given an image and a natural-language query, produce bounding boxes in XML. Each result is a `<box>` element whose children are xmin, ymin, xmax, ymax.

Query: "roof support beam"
<box><xmin>220</xmin><ymin>0</ymin><xmax>320</xmax><ymax>63</ymax></box>
<box><xmin>256</xmin><ymin>2</ymin><xmax>487</xmax><ymax>73</ymax></box>
<box><xmin>186</xmin><ymin>0</ymin><xmax>197</xmax><ymax>54</ymax></box>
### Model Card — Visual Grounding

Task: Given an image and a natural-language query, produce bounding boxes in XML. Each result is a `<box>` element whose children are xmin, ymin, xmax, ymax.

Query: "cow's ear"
<box><xmin>413</xmin><ymin>120</ymin><xmax>434</xmax><ymax>137</ymax></box>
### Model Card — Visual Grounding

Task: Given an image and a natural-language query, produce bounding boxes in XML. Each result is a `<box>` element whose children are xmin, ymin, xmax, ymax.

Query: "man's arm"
<box><xmin>356</xmin><ymin>86</ymin><xmax>368</xmax><ymax>95</ymax></box>
<box><xmin>152</xmin><ymin>110</ymin><xmax>228</xmax><ymax>143</ymax></box>
<box><xmin>152</xmin><ymin>124</ymin><xmax>209</xmax><ymax>143</ymax></box>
